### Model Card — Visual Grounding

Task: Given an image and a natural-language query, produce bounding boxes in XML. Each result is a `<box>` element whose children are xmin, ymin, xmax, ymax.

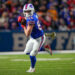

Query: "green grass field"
<box><xmin>0</xmin><ymin>53</ymin><xmax>75</xmax><ymax>75</ymax></box>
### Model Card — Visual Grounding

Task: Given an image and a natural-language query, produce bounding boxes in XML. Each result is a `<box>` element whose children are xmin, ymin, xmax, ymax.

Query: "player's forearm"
<box><xmin>24</xmin><ymin>27</ymin><xmax>31</xmax><ymax>37</ymax></box>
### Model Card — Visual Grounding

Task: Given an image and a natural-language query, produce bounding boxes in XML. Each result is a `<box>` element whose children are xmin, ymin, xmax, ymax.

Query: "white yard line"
<box><xmin>11</xmin><ymin>58</ymin><xmax>75</xmax><ymax>62</ymax></box>
<box><xmin>72</xmin><ymin>62</ymin><xmax>75</xmax><ymax>63</ymax></box>
<box><xmin>0</xmin><ymin>56</ymin><xmax>9</xmax><ymax>59</ymax></box>
<box><xmin>11</xmin><ymin>58</ymin><xmax>60</xmax><ymax>61</ymax></box>
<box><xmin>0</xmin><ymin>68</ymin><xmax>18</xmax><ymax>70</ymax></box>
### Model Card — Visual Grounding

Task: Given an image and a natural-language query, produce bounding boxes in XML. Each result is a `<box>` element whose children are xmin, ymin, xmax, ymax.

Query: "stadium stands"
<box><xmin>0</xmin><ymin>0</ymin><xmax>75</xmax><ymax>31</ymax></box>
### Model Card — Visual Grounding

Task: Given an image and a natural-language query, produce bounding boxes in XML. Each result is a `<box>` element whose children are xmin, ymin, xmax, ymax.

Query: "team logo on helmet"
<box><xmin>30</xmin><ymin>4</ymin><xmax>33</xmax><ymax>8</ymax></box>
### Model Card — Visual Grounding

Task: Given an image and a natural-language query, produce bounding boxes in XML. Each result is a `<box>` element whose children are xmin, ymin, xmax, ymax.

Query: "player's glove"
<box><xmin>18</xmin><ymin>16</ymin><xmax>26</xmax><ymax>28</ymax></box>
<box><xmin>21</xmin><ymin>18</ymin><xmax>26</xmax><ymax>26</ymax></box>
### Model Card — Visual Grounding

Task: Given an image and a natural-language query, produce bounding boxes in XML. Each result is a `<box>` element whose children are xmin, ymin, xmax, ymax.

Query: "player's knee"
<box><xmin>30</xmin><ymin>50</ymin><xmax>38</xmax><ymax>56</ymax></box>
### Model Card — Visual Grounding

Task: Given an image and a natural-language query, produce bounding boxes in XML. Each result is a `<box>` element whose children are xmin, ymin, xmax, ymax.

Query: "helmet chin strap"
<box><xmin>26</xmin><ymin>13</ymin><xmax>29</xmax><ymax>18</ymax></box>
<box><xmin>24</xmin><ymin>13</ymin><xmax>29</xmax><ymax>18</ymax></box>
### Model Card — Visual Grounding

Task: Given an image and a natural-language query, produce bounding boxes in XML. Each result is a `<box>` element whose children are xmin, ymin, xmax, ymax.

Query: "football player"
<box><xmin>18</xmin><ymin>3</ymin><xmax>56</xmax><ymax>73</ymax></box>
<box><xmin>18</xmin><ymin>3</ymin><xmax>46</xmax><ymax>72</ymax></box>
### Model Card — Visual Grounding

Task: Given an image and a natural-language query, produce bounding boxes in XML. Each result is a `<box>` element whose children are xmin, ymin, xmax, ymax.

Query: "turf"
<box><xmin>0</xmin><ymin>53</ymin><xmax>75</xmax><ymax>75</ymax></box>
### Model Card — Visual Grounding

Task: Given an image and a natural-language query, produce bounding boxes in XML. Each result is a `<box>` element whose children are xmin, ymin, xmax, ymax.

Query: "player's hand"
<box><xmin>18</xmin><ymin>16</ymin><xmax>26</xmax><ymax>26</ymax></box>
<box><xmin>21</xmin><ymin>18</ymin><xmax>26</xmax><ymax>26</ymax></box>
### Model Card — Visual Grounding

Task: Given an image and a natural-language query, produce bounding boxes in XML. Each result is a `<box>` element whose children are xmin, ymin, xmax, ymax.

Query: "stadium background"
<box><xmin>0</xmin><ymin>1</ymin><xmax>75</xmax><ymax>75</ymax></box>
<box><xmin>0</xmin><ymin>0</ymin><xmax>75</xmax><ymax>51</ymax></box>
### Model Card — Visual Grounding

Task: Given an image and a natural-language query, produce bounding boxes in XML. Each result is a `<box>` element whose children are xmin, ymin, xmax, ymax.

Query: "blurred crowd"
<box><xmin>0</xmin><ymin>0</ymin><xmax>75</xmax><ymax>31</ymax></box>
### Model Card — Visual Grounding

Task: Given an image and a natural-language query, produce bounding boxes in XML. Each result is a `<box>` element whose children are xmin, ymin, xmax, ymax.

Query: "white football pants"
<box><xmin>24</xmin><ymin>35</ymin><xmax>46</xmax><ymax>56</ymax></box>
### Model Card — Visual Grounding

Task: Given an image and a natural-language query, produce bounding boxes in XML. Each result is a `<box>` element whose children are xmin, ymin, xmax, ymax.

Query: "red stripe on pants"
<box><xmin>38</xmin><ymin>36</ymin><xmax>44</xmax><ymax>51</ymax></box>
